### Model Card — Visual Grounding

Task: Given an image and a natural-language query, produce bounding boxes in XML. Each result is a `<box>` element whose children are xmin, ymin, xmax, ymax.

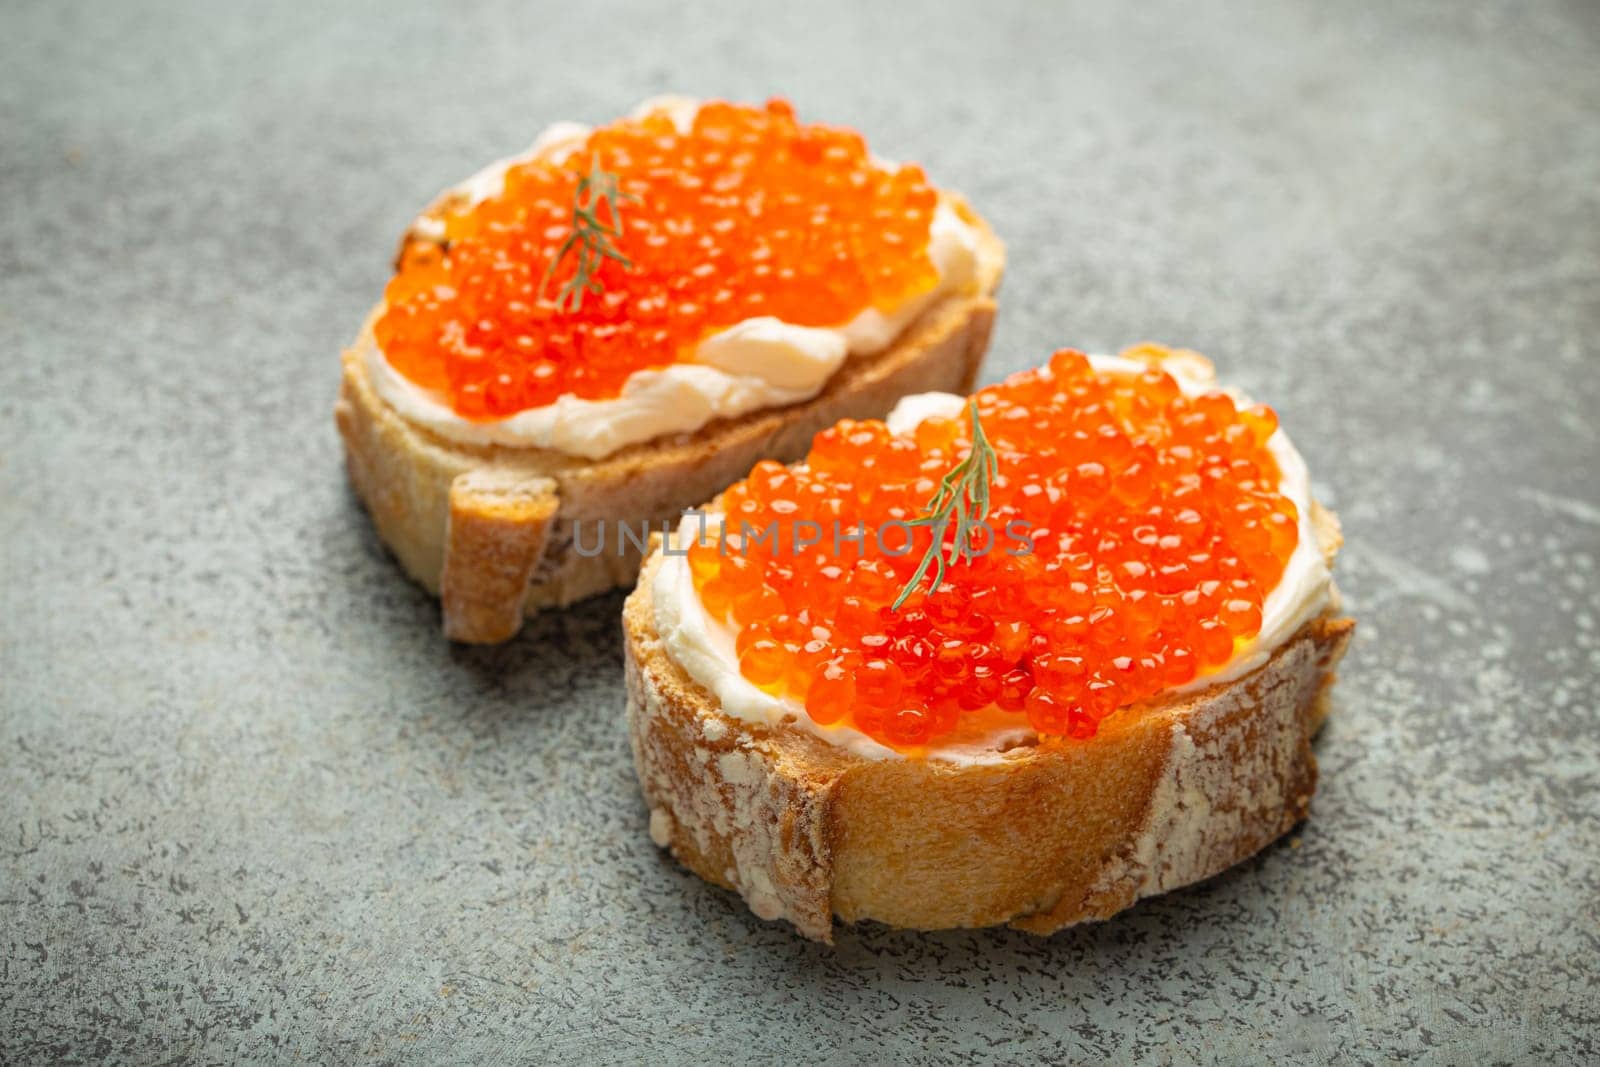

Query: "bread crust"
<box><xmin>623</xmin><ymin>507</ymin><xmax>1353</xmax><ymax>942</ymax></box>
<box><xmin>334</xmin><ymin>196</ymin><xmax>1004</xmax><ymax>642</ymax></box>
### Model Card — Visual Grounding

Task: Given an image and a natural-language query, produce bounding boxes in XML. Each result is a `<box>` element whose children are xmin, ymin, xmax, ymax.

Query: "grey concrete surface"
<box><xmin>3</xmin><ymin>0</ymin><xmax>1598</xmax><ymax>1062</ymax></box>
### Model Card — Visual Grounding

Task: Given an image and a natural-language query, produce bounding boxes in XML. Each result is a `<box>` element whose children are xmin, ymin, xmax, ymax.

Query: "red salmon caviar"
<box><xmin>692</xmin><ymin>346</ymin><xmax>1302</xmax><ymax>751</ymax></box>
<box><xmin>374</xmin><ymin>99</ymin><xmax>940</xmax><ymax>420</ymax></box>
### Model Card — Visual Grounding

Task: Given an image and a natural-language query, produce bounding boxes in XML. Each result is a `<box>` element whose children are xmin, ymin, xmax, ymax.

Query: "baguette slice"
<box><xmin>335</xmin><ymin>196</ymin><xmax>1003</xmax><ymax>643</ymax></box>
<box><xmin>624</xmin><ymin>507</ymin><xmax>1353</xmax><ymax>942</ymax></box>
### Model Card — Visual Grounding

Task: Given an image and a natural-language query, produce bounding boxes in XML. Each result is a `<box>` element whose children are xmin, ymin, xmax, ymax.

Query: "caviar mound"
<box><xmin>374</xmin><ymin>99</ymin><xmax>941</xmax><ymax>420</ymax></box>
<box><xmin>689</xmin><ymin>346</ymin><xmax>1302</xmax><ymax>751</ymax></box>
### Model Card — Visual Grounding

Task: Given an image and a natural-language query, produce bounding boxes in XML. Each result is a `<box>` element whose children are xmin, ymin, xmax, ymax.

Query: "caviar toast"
<box><xmin>625</xmin><ymin>345</ymin><xmax>1353</xmax><ymax>941</ymax></box>
<box><xmin>336</xmin><ymin>97</ymin><xmax>1004</xmax><ymax>642</ymax></box>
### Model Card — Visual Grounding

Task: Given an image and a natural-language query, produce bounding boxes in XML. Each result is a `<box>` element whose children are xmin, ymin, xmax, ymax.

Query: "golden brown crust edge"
<box><xmin>439</xmin><ymin>469</ymin><xmax>561</xmax><ymax>643</ymax></box>
<box><xmin>334</xmin><ymin>195</ymin><xmax>1004</xmax><ymax>642</ymax></box>
<box><xmin>623</xmin><ymin>509</ymin><xmax>1353</xmax><ymax>943</ymax></box>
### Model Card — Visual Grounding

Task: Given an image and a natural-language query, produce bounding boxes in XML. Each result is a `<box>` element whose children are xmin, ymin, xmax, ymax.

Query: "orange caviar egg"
<box><xmin>374</xmin><ymin>99</ymin><xmax>940</xmax><ymax>419</ymax></box>
<box><xmin>692</xmin><ymin>348</ymin><xmax>1303</xmax><ymax>751</ymax></box>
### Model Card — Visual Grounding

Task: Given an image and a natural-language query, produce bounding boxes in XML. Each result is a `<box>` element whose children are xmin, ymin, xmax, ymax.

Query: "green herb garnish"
<box><xmin>890</xmin><ymin>399</ymin><xmax>1000</xmax><ymax>611</ymax></box>
<box><xmin>542</xmin><ymin>156</ymin><xmax>637</xmax><ymax>312</ymax></box>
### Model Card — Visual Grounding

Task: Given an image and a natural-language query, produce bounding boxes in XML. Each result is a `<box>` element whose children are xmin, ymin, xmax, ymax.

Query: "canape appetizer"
<box><xmin>625</xmin><ymin>344</ymin><xmax>1352</xmax><ymax>940</ymax></box>
<box><xmin>335</xmin><ymin>97</ymin><xmax>1003</xmax><ymax>642</ymax></box>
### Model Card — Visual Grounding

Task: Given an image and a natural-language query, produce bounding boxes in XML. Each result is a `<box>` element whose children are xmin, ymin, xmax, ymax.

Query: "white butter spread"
<box><xmin>652</xmin><ymin>354</ymin><xmax>1334</xmax><ymax>763</ymax></box>
<box><xmin>369</xmin><ymin>97</ymin><xmax>982</xmax><ymax>460</ymax></box>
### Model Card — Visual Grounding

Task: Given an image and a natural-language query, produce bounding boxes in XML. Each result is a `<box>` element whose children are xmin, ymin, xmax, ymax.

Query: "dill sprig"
<box><xmin>891</xmin><ymin>399</ymin><xmax>1001</xmax><ymax>611</ymax></box>
<box><xmin>542</xmin><ymin>156</ymin><xmax>637</xmax><ymax>312</ymax></box>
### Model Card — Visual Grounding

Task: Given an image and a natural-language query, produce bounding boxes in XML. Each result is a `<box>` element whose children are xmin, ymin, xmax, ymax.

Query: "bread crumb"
<box><xmin>648</xmin><ymin>807</ymin><xmax>674</xmax><ymax>847</ymax></box>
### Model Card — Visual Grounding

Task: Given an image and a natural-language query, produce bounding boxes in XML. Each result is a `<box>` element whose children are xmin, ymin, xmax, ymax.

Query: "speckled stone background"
<box><xmin>3</xmin><ymin>0</ymin><xmax>1597</xmax><ymax>1062</ymax></box>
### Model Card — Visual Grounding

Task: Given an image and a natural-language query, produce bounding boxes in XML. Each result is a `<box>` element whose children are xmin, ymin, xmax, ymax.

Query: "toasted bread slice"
<box><xmin>623</xmin><ymin>507</ymin><xmax>1352</xmax><ymax>942</ymax></box>
<box><xmin>335</xmin><ymin>196</ymin><xmax>1004</xmax><ymax>642</ymax></box>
